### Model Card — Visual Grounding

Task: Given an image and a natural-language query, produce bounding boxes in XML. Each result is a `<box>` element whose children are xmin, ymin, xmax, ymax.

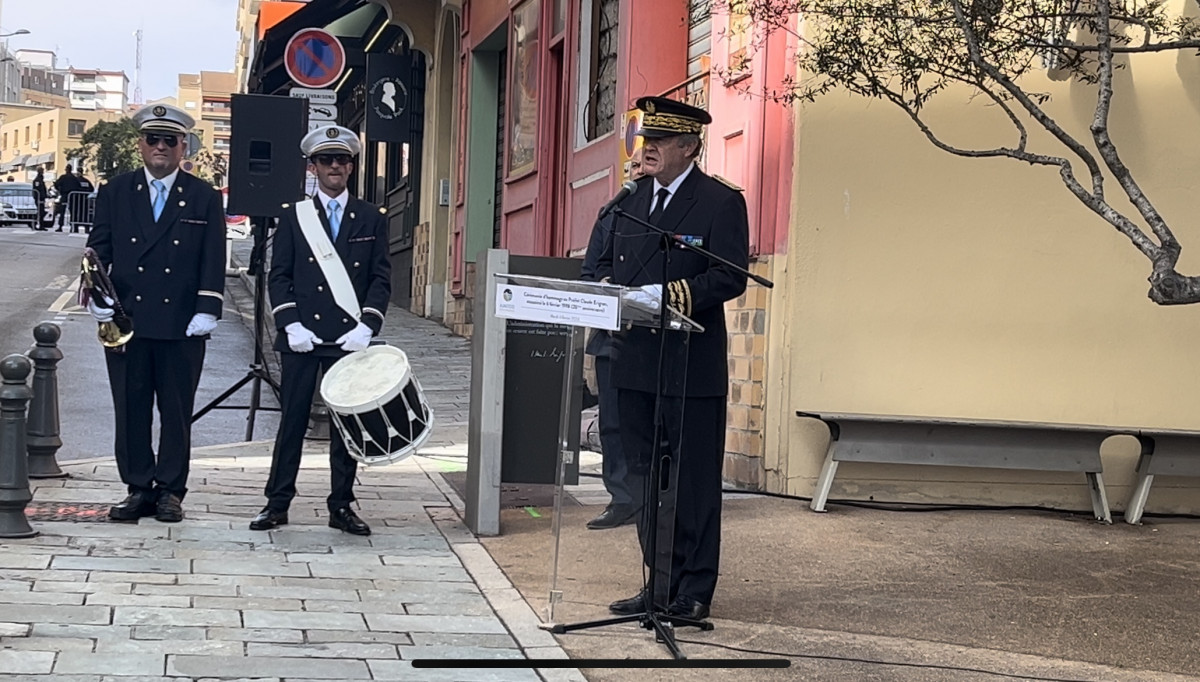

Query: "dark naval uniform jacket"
<box><xmin>87</xmin><ymin>169</ymin><xmax>227</xmax><ymax>338</ymax></box>
<box><xmin>596</xmin><ymin>168</ymin><xmax>749</xmax><ymax>397</ymax></box>
<box><xmin>268</xmin><ymin>195</ymin><xmax>391</xmax><ymax>356</ymax></box>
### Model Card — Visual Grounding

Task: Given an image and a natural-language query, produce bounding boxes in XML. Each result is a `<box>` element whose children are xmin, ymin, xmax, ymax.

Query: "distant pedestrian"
<box><xmin>32</xmin><ymin>167</ymin><xmax>48</xmax><ymax>230</ymax></box>
<box><xmin>52</xmin><ymin>166</ymin><xmax>79</xmax><ymax>231</ymax></box>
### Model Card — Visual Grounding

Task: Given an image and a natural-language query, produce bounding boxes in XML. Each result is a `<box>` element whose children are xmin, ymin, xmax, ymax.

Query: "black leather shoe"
<box><xmin>608</xmin><ymin>589</ymin><xmax>650</xmax><ymax>616</ymax></box>
<box><xmin>108</xmin><ymin>492</ymin><xmax>157</xmax><ymax>521</ymax></box>
<box><xmin>587</xmin><ymin>505</ymin><xmax>638</xmax><ymax>530</ymax></box>
<box><xmin>155</xmin><ymin>493</ymin><xmax>184</xmax><ymax>523</ymax></box>
<box><xmin>329</xmin><ymin>507</ymin><xmax>371</xmax><ymax>536</ymax></box>
<box><xmin>249</xmin><ymin>507</ymin><xmax>289</xmax><ymax>531</ymax></box>
<box><xmin>665</xmin><ymin>595</ymin><xmax>710</xmax><ymax>621</ymax></box>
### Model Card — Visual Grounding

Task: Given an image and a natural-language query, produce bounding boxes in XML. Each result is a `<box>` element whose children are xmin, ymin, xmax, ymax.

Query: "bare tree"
<box><xmin>719</xmin><ymin>0</ymin><xmax>1200</xmax><ymax>304</ymax></box>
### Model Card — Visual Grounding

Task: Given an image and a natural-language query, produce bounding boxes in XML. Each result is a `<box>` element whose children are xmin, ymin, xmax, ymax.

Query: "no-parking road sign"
<box><xmin>284</xmin><ymin>28</ymin><xmax>346</xmax><ymax>89</ymax></box>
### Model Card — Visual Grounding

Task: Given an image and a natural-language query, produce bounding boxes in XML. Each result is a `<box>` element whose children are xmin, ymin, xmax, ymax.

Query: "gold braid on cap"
<box><xmin>641</xmin><ymin>112</ymin><xmax>704</xmax><ymax>135</ymax></box>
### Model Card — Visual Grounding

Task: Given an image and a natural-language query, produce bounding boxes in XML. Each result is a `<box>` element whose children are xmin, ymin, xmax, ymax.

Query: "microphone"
<box><xmin>597</xmin><ymin>180</ymin><xmax>639</xmax><ymax>219</ymax></box>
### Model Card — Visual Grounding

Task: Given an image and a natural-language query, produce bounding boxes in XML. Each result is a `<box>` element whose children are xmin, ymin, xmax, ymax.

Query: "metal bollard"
<box><xmin>27</xmin><ymin>323</ymin><xmax>66</xmax><ymax>479</ymax></box>
<box><xmin>0</xmin><ymin>354</ymin><xmax>38</xmax><ymax>538</ymax></box>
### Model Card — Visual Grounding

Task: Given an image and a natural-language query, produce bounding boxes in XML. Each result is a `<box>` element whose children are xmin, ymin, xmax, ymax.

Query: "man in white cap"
<box><xmin>85</xmin><ymin>102</ymin><xmax>227</xmax><ymax>523</ymax></box>
<box><xmin>252</xmin><ymin>125</ymin><xmax>391</xmax><ymax>535</ymax></box>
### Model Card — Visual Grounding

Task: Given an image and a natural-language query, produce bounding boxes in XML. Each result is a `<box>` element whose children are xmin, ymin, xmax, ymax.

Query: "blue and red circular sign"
<box><xmin>284</xmin><ymin>28</ymin><xmax>346</xmax><ymax>89</ymax></box>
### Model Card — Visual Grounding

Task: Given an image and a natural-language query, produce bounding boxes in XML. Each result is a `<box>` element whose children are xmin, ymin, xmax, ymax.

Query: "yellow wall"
<box><xmin>780</xmin><ymin>24</ymin><xmax>1200</xmax><ymax>513</ymax></box>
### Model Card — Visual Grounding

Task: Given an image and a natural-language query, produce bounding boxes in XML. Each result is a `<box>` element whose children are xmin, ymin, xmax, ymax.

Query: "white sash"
<box><xmin>295</xmin><ymin>199</ymin><xmax>362</xmax><ymax>321</ymax></box>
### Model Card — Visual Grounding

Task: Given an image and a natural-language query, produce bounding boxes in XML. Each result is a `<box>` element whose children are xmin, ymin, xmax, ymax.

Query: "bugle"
<box><xmin>78</xmin><ymin>247</ymin><xmax>133</xmax><ymax>352</ymax></box>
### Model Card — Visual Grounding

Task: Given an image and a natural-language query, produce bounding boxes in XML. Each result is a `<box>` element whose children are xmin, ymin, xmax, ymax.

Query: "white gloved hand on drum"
<box><xmin>336</xmin><ymin>322</ymin><xmax>373</xmax><ymax>353</ymax></box>
<box><xmin>87</xmin><ymin>298</ymin><xmax>115</xmax><ymax>323</ymax></box>
<box><xmin>285</xmin><ymin>322</ymin><xmax>323</xmax><ymax>353</ymax></box>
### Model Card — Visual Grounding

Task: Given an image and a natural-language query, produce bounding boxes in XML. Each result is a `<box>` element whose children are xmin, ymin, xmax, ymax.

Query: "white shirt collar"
<box><xmin>652</xmin><ymin>162</ymin><xmax>695</xmax><ymax>202</ymax></box>
<box><xmin>144</xmin><ymin>167</ymin><xmax>180</xmax><ymax>195</ymax></box>
<box><xmin>315</xmin><ymin>188</ymin><xmax>350</xmax><ymax>214</ymax></box>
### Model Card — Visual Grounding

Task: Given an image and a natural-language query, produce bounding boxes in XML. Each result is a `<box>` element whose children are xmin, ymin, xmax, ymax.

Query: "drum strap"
<box><xmin>295</xmin><ymin>199</ymin><xmax>362</xmax><ymax>321</ymax></box>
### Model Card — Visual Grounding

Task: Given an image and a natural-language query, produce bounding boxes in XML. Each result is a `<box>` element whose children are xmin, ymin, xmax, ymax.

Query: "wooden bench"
<box><xmin>796</xmin><ymin>412</ymin><xmax>1116</xmax><ymax>523</ymax></box>
<box><xmin>1123</xmin><ymin>427</ymin><xmax>1200</xmax><ymax>524</ymax></box>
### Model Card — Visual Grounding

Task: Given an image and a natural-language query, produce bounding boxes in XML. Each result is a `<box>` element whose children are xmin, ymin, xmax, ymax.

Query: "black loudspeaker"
<box><xmin>228</xmin><ymin>94</ymin><xmax>309</xmax><ymax>217</ymax></box>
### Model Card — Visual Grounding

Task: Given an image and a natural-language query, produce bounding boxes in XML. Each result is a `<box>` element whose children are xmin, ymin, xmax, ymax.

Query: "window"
<box><xmin>184</xmin><ymin>101</ymin><xmax>196</xmax><ymax>109</ymax></box>
<box><xmin>24</xmin><ymin>127</ymin><xmax>29</xmax><ymax>144</ymax></box>
<box><xmin>48</xmin><ymin>120</ymin><xmax>54</xmax><ymax>138</ymax></box>
<box><xmin>36</xmin><ymin>123</ymin><xmax>41</xmax><ymax>140</ymax></box>
<box><xmin>582</xmin><ymin>0</ymin><xmax>618</xmax><ymax>141</ymax></box>
<box><xmin>67</xmin><ymin>119</ymin><xmax>86</xmax><ymax>137</ymax></box>
<box><xmin>2</xmin><ymin>133</ymin><xmax>6</xmax><ymax>149</ymax></box>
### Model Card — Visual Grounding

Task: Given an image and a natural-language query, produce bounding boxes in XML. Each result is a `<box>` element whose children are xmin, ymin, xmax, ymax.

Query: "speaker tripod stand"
<box><xmin>192</xmin><ymin>216</ymin><xmax>281</xmax><ymax>440</ymax></box>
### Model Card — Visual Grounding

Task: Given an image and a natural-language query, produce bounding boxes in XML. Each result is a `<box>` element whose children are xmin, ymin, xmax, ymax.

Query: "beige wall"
<box><xmin>0</xmin><ymin>108</ymin><xmax>122</xmax><ymax>179</ymax></box>
<box><xmin>778</xmin><ymin>23</ymin><xmax>1200</xmax><ymax>513</ymax></box>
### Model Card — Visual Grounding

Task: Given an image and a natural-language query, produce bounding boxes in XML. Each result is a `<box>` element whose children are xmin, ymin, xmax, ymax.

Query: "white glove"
<box><xmin>87</xmin><ymin>298</ymin><xmax>114</xmax><ymax>322</ymax></box>
<box><xmin>185</xmin><ymin>313</ymin><xmax>218</xmax><ymax>337</ymax></box>
<box><xmin>285</xmin><ymin>322</ymin><xmax>323</xmax><ymax>353</ymax></box>
<box><xmin>621</xmin><ymin>284</ymin><xmax>663</xmax><ymax>312</ymax></box>
<box><xmin>336</xmin><ymin>321</ymin><xmax>373</xmax><ymax>352</ymax></box>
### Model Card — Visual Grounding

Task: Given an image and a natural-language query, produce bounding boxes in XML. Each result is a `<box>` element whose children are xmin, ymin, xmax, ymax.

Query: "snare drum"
<box><xmin>319</xmin><ymin>344</ymin><xmax>434</xmax><ymax>466</ymax></box>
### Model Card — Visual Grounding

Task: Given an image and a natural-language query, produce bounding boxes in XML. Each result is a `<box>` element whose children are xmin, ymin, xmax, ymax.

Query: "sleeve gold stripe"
<box><xmin>199</xmin><ymin>290</ymin><xmax>224</xmax><ymax>301</ymax></box>
<box><xmin>363</xmin><ymin>307</ymin><xmax>385</xmax><ymax>319</ymax></box>
<box><xmin>272</xmin><ymin>302</ymin><xmax>297</xmax><ymax>314</ymax></box>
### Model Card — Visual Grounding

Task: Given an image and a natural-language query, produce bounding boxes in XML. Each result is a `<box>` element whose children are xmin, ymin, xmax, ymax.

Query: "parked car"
<box><xmin>0</xmin><ymin>183</ymin><xmax>39</xmax><ymax>229</ymax></box>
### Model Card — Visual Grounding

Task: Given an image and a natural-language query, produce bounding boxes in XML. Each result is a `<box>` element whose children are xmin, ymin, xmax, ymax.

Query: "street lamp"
<box><xmin>0</xmin><ymin>29</ymin><xmax>29</xmax><ymax>38</ymax></box>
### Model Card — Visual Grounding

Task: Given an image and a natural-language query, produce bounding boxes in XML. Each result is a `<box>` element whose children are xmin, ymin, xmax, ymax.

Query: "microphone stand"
<box><xmin>549</xmin><ymin>204</ymin><xmax>773</xmax><ymax>660</ymax></box>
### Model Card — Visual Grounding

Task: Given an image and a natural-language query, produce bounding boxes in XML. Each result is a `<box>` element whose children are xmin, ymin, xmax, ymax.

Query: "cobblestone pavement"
<box><xmin>0</xmin><ymin>270</ymin><xmax>586</xmax><ymax>681</ymax></box>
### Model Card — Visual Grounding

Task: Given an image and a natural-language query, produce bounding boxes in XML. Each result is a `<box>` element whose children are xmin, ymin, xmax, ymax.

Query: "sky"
<box><xmin>3</xmin><ymin>0</ymin><xmax>240</xmax><ymax>102</ymax></box>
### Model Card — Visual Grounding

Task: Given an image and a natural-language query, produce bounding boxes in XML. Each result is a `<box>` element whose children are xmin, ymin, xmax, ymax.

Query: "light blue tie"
<box><xmin>151</xmin><ymin>180</ymin><xmax>166</xmax><ymax>221</ymax></box>
<box><xmin>328</xmin><ymin>199</ymin><xmax>341</xmax><ymax>241</ymax></box>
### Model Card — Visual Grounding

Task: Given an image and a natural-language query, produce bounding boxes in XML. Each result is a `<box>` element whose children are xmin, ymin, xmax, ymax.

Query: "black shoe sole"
<box><xmin>108</xmin><ymin>506</ymin><xmax>157</xmax><ymax>521</ymax></box>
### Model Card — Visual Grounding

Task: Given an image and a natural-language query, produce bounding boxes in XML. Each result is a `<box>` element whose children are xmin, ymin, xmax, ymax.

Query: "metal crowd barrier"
<box><xmin>66</xmin><ymin>191</ymin><xmax>96</xmax><ymax>232</ymax></box>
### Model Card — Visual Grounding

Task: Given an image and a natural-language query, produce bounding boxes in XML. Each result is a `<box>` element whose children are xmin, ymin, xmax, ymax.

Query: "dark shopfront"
<box><xmin>248</xmin><ymin>0</ymin><xmax>427</xmax><ymax>308</ymax></box>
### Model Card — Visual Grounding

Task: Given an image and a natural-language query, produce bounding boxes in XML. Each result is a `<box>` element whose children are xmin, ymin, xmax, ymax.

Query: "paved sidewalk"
<box><xmin>0</xmin><ymin>268</ymin><xmax>585</xmax><ymax>680</ymax></box>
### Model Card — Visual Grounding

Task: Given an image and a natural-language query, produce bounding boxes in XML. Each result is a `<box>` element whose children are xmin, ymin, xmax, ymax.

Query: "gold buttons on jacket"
<box><xmin>131</xmin><ymin>237</ymin><xmax>137</xmax><ymax>243</ymax></box>
<box><xmin>317</xmin><ymin>285</ymin><xmax>324</xmax><ymax>292</ymax></box>
<box><xmin>164</xmin><ymin>298</ymin><xmax>170</xmax><ymax>303</ymax></box>
<box><xmin>173</xmin><ymin>240</ymin><xmax>180</xmax><ymax>246</ymax></box>
<box><xmin>138</xmin><ymin>267</ymin><xmax>144</xmax><ymax>273</ymax></box>
<box><xmin>342</xmin><ymin>318</ymin><xmax>349</xmax><ymax>323</ymax></box>
<box><xmin>314</xmin><ymin>314</ymin><xmax>321</xmax><ymax>320</ymax></box>
<box><xmin>164</xmin><ymin>268</ymin><xmax>171</xmax><ymax>274</ymax></box>
<box><xmin>354</xmin><ymin>262</ymin><xmax>360</xmax><ymax>268</ymax></box>
<box><xmin>135</xmin><ymin>295</ymin><xmax>142</xmax><ymax>301</ymax></box>
<box><xmin>309</xmin><ymin>257</ymin><xmax>315</xmax><ymax>263</ymax></box>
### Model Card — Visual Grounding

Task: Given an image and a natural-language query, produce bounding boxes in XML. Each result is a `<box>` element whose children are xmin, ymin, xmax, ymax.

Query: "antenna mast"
<box><xmin>133</xmin><ymin>28</ymin><xmax>143</xmax><ymax>105</ymax></box>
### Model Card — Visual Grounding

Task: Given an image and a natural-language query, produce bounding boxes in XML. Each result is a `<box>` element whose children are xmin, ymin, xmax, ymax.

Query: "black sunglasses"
<box><xmin>144</xmin><ymin>133</ymin><xmax>179</xmax><ymax>148</ymax></box>
<box><xmin>313</xmin><ymin>154</ymin><xmax>352</xmax><ymax>167</ymax></box>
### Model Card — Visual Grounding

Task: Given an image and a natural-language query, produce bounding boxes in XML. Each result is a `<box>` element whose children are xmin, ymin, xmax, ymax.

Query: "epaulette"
<box><xmin>713</xmin><ymin>174</ymin><xmax>743</xmax><ymax>192</ymax></box>
<box><xmin>378</xmin><ymin>206</ymin><xmax>387</xmax><ymax>214</ymax></box>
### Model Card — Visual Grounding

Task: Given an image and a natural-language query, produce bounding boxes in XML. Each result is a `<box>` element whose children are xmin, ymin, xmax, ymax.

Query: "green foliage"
<box><xmin>64</xmin><ymin>118</ymin><xmax>142</xmax><ymax>180</ymax></box>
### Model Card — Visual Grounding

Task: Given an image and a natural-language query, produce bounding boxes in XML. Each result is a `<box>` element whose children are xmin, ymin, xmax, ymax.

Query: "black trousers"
<box><xmin>618</xmin><ymin>388</ymin><xmax>726</xmax><ymax>606</ymax></box>
<box><xmin>264</xmin><ymin>352</ymin><xmax>358</xmax><ymax>512</ymax></box>
<box><xmin>595</xmin><ymin>355</ymin><xmax>634</xmax><ymax>508</ymax></box>
<box><xmin>104</xmin><ymin>337</ymin><xmax>206</xmax><ymax>499</ymax></box>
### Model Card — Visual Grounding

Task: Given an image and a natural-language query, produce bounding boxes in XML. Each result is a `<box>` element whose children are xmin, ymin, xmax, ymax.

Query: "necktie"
<box><xmin>151</xmin><ymin>180</ymin><xmax>166</xmax><ymax>221</ymax></box>
<box><xmin>648</xmin><ymin>188</ymin><xmax>670</xmax><ymax>225</ymax></box>
<box><xmin>328</xmin><ymin>199</ymin><xmax>341</xmax><ymax>241</ymax></box>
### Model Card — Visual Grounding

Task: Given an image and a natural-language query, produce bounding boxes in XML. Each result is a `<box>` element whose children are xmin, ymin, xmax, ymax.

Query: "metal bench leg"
<box><xmin>1124</xmin><ymin>453</ymin><xmax>1155</xmax><ymax>525</ymax></box>
<box><xmin>1086</xmin><ymin>472</ymin><xmax>1112</xmax><ymax>524</ymax></box>
<box><xmin>810</xmin><ymin>442</ymin><xmax>838</xmax><ymax>512</ymax></box>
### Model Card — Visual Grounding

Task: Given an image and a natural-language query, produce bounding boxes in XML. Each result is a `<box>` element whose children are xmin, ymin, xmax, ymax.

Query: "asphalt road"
<box><xmin>0</xmin><ymin>225</ymin><xmax>281</xmax><ymax>465</ymax></box>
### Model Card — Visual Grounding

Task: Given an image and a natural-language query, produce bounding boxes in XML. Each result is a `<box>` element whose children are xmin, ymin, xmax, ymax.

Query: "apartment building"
<box><xmin>0</xmin><ymin>105</ymin><xmax>121</xmax><ymax>178</ymax></box>
<box><xmin>177</xmin><ymin>71</ymin><xmax>235</xmax><ymax>159</ymax></box>
<box><xmin>65</xmin><ymin>69</ymin><xmax>129</xmax><ymax>112</ymax></box>
<box><xmin>234</xmin><ymin>0</ymin><xmax>308</xmax><ymax>91</ymax></box>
